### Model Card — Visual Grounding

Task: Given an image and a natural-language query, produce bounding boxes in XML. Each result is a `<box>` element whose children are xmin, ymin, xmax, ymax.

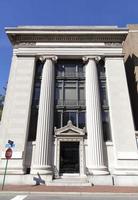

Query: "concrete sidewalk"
<box><xmin>0</xmin><ymin>185</ymin><xmax>138</xmax><ymax>193</ymax></box>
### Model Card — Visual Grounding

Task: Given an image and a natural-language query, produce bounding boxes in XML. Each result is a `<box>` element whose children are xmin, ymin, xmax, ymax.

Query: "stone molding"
<box><xmin>14</xmin><ymin>42</ymin><xmax>122</xmax><ymax>48</ymax></box>
<box><xmin>54</xmin><ymin>120</ymin><xmax>86</xmax><ymax>137</ymax></box>
<box><xmin>12</xmin><ymin>34</ymin><xmax>124</xmax><ymax>43</ymax></box>
<box><xmin>105</xmin><ymin>43</ymin><xmax>122</xmax><ymax>47</ymax></box>
<box><xmin>82</xmin><ymin>56</ymin><xmax>101</xmax><ymax>63</ymax></box>
<box><xmin>6</xmin><ymin>27</ymin><xmax>128</xmax><ymax>45</ymax></box>
<box><xmin>38</xmin><ymin>55</ymin><xmax>58</xmax><ymax>62</ymax></box>
<box><xmin>14</xmin><ymin>42</ymin><xmax>36</xmax><ymax>48</ymax></box>
<box><xmin>54</xmin><ymin>121</ymin><xmax>86</xmax><ymax>177</ymax></box>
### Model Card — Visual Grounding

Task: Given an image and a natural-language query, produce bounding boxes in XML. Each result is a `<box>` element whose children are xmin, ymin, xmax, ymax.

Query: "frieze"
<box><xmin>10</xmin><ymin>33</ymin><xmax>127</xmax><ymax>45</ymax></box>
<box><xmin>14</xmin><ymin>42</ymin><xmax>36</xmax><ymax>48</ymax></box>
<box><xmin>105</xmin><ymin>43</ymin><xmax>122</xmax><ymax>47</ymax></box>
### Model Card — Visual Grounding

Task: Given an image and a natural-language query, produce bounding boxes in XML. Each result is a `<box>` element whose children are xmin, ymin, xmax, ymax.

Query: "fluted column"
<box><xmin>84</xmin><ymin>56</ymin><xmax>108</xmax><ymax>175</ymax></box>
<box><xmin>31</xmin><ymin>56</ymin><xmax>57</xmax><ymax>175</ymax></box>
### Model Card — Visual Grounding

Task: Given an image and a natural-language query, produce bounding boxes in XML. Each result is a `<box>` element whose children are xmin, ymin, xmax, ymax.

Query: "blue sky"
<box><xmin>0</xmin><ymin>0</ymin><xmax>138</xmax><ymax>94</ymax></box>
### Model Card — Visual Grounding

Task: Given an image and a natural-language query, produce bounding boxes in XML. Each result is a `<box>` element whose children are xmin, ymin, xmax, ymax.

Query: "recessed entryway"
<box><xmin>60</xmin><ymin>142</ymin><xmax>79</xmax><ymax>174</ymax></box>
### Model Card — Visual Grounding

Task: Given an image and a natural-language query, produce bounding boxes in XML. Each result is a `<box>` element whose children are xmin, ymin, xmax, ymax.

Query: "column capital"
<box><xmin>38</xmin><ymin>55</ymin><xmax>58</xmax><ymax>63</ymax></box>
<box><xmin>82</xmin><ymin>56</ymin><xmax>101</xmax><ymax>63</ymax></box>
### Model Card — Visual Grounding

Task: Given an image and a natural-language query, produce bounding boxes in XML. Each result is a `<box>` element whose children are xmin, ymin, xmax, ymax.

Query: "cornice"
<box><xmin>5</xmin><ymin>26</ymin><xmax>128</xmax><ymax>32</ymax></box>
<box><xmin>8</xmin><ymin>34</ymin><xmax>127</xmax><ymax>45</ymax></box>
<box><xmin>6</xmin><ymin>27</ymin><xmax>128</xmax><ymax>46</ymax></box>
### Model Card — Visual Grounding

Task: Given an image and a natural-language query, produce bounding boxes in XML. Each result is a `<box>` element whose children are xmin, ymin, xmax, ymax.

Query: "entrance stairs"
<box><xmin>47</xmin><ymin>176</ymin><xmax>91</xmax><ymax>186</ymax></box>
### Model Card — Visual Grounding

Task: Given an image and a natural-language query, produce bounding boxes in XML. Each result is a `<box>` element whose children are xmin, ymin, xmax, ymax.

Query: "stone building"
<box><xmin>0</xmin><ymin>26</ymin><xmax>138</xmax><ymax>186</ymax></box>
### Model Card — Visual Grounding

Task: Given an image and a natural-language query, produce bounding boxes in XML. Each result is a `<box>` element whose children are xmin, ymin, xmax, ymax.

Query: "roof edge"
<box><xmin>5</xmin><ymin>26</ymin><xmax>128</xmax><ymax>46</ymax></box>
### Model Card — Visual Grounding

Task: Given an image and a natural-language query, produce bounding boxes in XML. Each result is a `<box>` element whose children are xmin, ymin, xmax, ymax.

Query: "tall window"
<box><xmin>55</xmin><ymin>81</ymin><xmax>85</xmax><ymax>106</ymax></box>
<box><xmin>98</xmin><ymin>60</ymin><xmax>111</xmax><ymax>141</ymax></box>
<box><xmin>28</xmin><ymin>60</ymin><xmax>43</xmax><ymax>141</ymax></box>
<box><xmin>54</xmin><ymin>59</ymin><xmax>85</xmax><ymax>129</ymax></box>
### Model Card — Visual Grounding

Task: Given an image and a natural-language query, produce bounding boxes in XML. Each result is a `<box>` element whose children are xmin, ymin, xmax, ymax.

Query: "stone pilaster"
<box><xmin>0</xmin><ymin>55</ymin><xmax>36</xmax><ymax>174</ymax></box>
<box><xmin>31</xmin><ymin>56</ymin><xmax>57</xmax><ymax>176</ymax></box>
<box><xmin>105</xmin><ymin>56</ymin><xmax>138</xmax><ymax>174</ymax></box>
<box><xmin>84</xmin><ymin>56</ymin><xmax>108</xmax><ymax>175</ymax></box>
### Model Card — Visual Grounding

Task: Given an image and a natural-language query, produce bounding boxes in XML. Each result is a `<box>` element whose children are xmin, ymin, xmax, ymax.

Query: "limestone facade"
<box><xmin>0</xmin><ymin>26</ymin><xmax>138</xmax><ymax>186</ymax></box>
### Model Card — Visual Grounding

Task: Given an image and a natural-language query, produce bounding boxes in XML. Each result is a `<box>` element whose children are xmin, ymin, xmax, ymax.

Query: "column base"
<box><xmin>31</xmin><ymin>165</ymin><xmax>53</xmax><ymax>175</ymax></box>
<box><xmin>88</xmin><ymin>166</ymin><xmax>109</xmax><ymax>175</ymax></box>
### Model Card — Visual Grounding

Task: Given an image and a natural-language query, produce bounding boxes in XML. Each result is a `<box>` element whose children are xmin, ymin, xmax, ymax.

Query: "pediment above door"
<box><xmin>54</xmin><ymin>120</ymin><xmax>85</xmax><ymax>137</ymax></box>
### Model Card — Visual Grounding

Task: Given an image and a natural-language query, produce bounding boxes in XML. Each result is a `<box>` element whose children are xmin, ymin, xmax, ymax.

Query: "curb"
<box><xmin>0</xmin><ymin>190</ymin><xmax>138</xmax><ymax>195</ymax></box>
<box><xmin>1</xmin><ymin>191</ymin><xmax>138</xmax><ymax>196</ymax></box>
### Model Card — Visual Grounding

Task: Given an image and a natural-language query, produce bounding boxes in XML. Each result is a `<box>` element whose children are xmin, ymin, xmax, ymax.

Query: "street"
<box><xmin>0</xmin><ymin>194</ymin><xmax>138</xmax><ymax>200</ymax></box>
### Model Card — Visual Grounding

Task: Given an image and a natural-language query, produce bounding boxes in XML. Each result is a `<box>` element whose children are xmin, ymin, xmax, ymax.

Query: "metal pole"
<box><xmin>2</xmin><ymin>159</ymin><xmax>8</xmax><ymax>190</ymax></box>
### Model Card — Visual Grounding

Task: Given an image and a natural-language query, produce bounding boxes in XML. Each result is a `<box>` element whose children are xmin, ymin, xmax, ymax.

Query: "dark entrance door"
<box><xmin>60</xmin><ymin>142</ymin><xmax>79</xmax><ymax>173</ymax></box>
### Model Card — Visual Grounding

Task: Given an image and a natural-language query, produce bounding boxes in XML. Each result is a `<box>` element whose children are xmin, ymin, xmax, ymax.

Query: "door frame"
<box><xmin>54</xmin><ymin>121</ymin><xmax>86</xmax><ymax>178</ymax></box>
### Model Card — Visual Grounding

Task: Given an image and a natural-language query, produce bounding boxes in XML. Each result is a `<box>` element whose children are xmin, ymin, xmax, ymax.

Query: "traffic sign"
<box><xmin>5</xmin><ymin>143</ymin><xmax>15</xmax><ymax>148</ymax></box>
<box><xmin>5</xmin><ymin>140</ymin><xmax>15</xmax><ymax>148</ymax></box>
<box><xmin>5</xmin><ymin>148</ymin><xmax>13</xmax><ymax>159</ymax></box>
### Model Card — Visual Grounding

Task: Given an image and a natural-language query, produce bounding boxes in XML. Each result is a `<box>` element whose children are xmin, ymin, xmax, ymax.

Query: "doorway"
<box><xmin>60</xmin><ymin>142</ymin><xmax>79</xmax><ymax>174</ymax></box>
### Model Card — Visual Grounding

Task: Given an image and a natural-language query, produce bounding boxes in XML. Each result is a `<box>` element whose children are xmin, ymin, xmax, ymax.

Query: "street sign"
<box><xmin>8</xmin><ymin>140</ymin><xmax>14</xmax><ymax>147</ymax></box>
<box><xmin>5</xmin><ymin>140</ymin><xmax>15</xmax><ymax>148</ymax></box>
<box><xmin>5</xmin><ymin>148</ymin><xmax>13</xmax><ymax>159</ymax></box>
<box><xmin>5</xmin><ymin>143</ymin><xmax>15</xmax><ymax>148</ymax></box>
<box><xmin>2</xmin><ymin>146</ymin><xmax>14</xmax><ymax>190</ymax></box>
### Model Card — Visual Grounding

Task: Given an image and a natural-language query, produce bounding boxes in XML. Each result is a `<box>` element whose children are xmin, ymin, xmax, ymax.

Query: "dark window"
<box><xmin>28</xmin><ymin>60</ymin><xmax>43</xmax><ymax>141</ymax></box>
<box><xmin>55</xmin><ymin>80</ymin><xmax>85</xmax><ymax>106</ymax></box>
<box><xmin>63</xmin><ymin>112</ymin><xmax>76</xmax><ymax>126</ymax></box>
<box><xmin>54</xmin><ymin>59</ymin><xmax>85</xmax><ymax>129</ymax></box>
<box><xmin>102</xmin><ymin>110</ymin><xmax>111</xmax><ymax>141</ymax></box>
<box><xmin>55</xmin><ymin>110</ymin><xmax>85</xmax><ymax>128</ymax></box>
<box><xmin>32</xmin><ymin>81</ymin><xmax>41</xmax><ymax>106</ymax></box>
<box><xmin>28</xmin><ymin>109</ymin><xmax>38</xmax><ymax>141</ymax></box>
<box><xmin>98</xmin><ymin>59</ymin><xmax>111</xmax><ymax>141</ymax></box>
<box><xmin>55</xmin><ymin>111</ymin><xmax>62</xmax><ymax>128</ymax></box>
<box><xmin>98</xmin><ymin>63</ymin><xmax>108</xmax><ymax>107</ymax></box>
<box><xmin>56</xmin><ymin>59</ymin><xmax>84</xmax><ymax>78</ymax></box>
<box><xmin>78</xmin><ymin>112</ymin><xmax>85</xmax><ymax>128</ymax></box>
<box><xmin>99</xmin><ymin>83</ymin><xmax>108</xmax><ymax>107</ymax></box>
<box><xmin>35</xmin><ymin>60</ymin><xmax>43</xmax><ymax>78</ymax></box>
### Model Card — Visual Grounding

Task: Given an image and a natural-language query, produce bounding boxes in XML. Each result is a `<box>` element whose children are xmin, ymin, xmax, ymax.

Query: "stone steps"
<box><xmin>47</xmin><ymin>177</ymin><xmax>92</xmax><ymax>186</ymax></box>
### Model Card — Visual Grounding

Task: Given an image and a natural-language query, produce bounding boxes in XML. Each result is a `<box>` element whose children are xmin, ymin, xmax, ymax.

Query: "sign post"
<box><xmin>2</xmin><ymin>147</ymin><xmax>13</xmax><ymax>190</ymax></box>
<box><xmin>1</xmin><ymin>159</ymin><xmax>8</xmax><ymax>190</ymax></box>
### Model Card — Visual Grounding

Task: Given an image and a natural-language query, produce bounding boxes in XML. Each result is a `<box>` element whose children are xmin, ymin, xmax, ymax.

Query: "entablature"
<box><xmin>6</xmin><ymin>26</ymin><xmax>128</xmax><ymax>46</ymax></box>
